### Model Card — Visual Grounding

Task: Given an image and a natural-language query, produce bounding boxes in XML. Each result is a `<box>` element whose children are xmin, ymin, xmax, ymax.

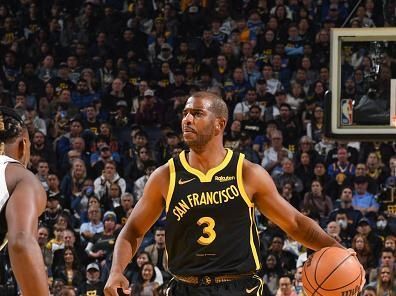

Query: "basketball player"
<box><xmin>104</xmin><ymin>92</ymin><xmax>343</xmax><ymax>296</ymax></box>
<box><xmin>0</xmin><ymin>107</ymin><xmax>49</xmax><ymax>295</ymax></box>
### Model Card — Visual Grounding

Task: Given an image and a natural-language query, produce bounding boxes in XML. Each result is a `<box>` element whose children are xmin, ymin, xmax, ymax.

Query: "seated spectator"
<box><xmin>131</xmin><ymin>262</ymin><xmax>160</xmax><ymax>296</ymax></box>
<box><xmin>352</xmin><ymin>176</ymin><xmax>379</xmax><ymax>217</ymax></box>
<box><xmin>369</xmin><ymin>247</ymin><xmax>395</xmax><ymax>282</ymax></box>
<box><xmin>85</xmin><ymin>211</ymin><xmax>117</xmax><ymax>265</ymax></box>
<box><xmin>294</xmin><ymin>152</ymin><xmax>314</xmax><ymax>193</ymax></box>
<box><xmin>101</xmin><ymin>183</ymin><xmax>122</xmax><ymax>212</ymax></box>
<box><xmin>53</xmin><ymin>246</ymin><xmax>84</xmax><ymax>289</ymax></box>
<box><xmin>275</xmin><ymin>274</ymin><xmax>298</xmax><ymax>296</ymax></box>
<box><xmin>301</xmin><ymin>180</ymin><xmax>333</xmax><ymax>226</ymax></box>
<box><xmin>91</xmin><ymin>143</ymin><xmax>120</xmax><ymax>177</ymax></box>
<box><xmin>71</xmin><ymin>78</ymin><xmax>98</xmax><ymax>109</ymax></box>
<box><xmin>93</xmin><ymin>160</ymin><xmax>126</xmax><ymax>201</ymax></box>
<box><xmin>352</xmin><ymin>234</ymin><xmax>376</xmax><ymax>281</ymax></box>
<box><xmin>134</xmin><ymin>160</ymin><xmax>157</xmax><ymax>201</ymax></box>
<box><xmin>266</xmin><ymin>235</ymin><xmax>297</xmax><ymax>273</ymax></box>
<box><xmin>332</xmin><ymin>210</ymin><xmax>355</xmax><ymax>247</ymax></box>
<box><xmin>47</xmin><ymin>224</ymin><xmax>65</xmax><ymax>254</ymax></box>
<box><xmin>262</xmin><ymin>253</ymin><xmax>284</xmax><ymax>295</ymax></box>
<box><xmin>61</xmin><ymin>158</ymin><xmax>88</xmax><ymax>201</ymax></box>
<box><xmin>37</xmin><ymin>225</ymin><xmax>53</xmax><ymax>269</ymax></box>
<box><xmin>384</xmin><ymin>235</ymin><xmax>395</xmax><ymax>251</ymax></box>
<box><xmin>114</xmin><ymin>192</ymin><xmax>135</xmax><ymax>227</ymax></box>
<box><xmin>274</xmin><ymin>158</ymin><xmax>304</xmax><ymax>194</ymax></box>
<box><xmin>144</xmin><ymin>228</ymin><xmax>169</xmax><ymax>280</ymax></box>
<box><xmin>125</xmin><ymin>146</ymin><xmax>156</xmax><ymax>183</ymax></box>
<box><xmin>366</xmin><ymin>265</ymin><xmax>395</xmax><ymax>295</ymax></box>
<box><xmin>356</xmin><ymin>218</ymin><xmax>383</xmax><ymax>259</ymax></box>
<box><xmin>126</xmin><ymin>251</ymin><xmax>163</xmax><ymax>286</ymax></box>
<box><xmin>79</xmin><ymin>205</ymin><xmax>104</xmax><ymax>244</ymax></box>
<box><xmin>233</xmin><ymin>88</ymin><xmax>262</xmax><ymax>121</ymax></box>
<box><xmin>375</xmin><ymin>213</ymin><xmax>393</xmax><ymax>241</ymax></box>
<box><xmin>55</xmin><ymin>118</ymin><xmax>84</xmax><ymax>164</ymax></box>
<box><xmin>261</xmin><ymin>130</ymin><xmax>293</xmax><ymax>176</ymax></box>
<box><xmin>53</xmin><ymin>229</ymin><xmax>86</xmax><ymax>271</ymax></box>
<box><xmin>241</xmin><ymin>105</ymin><xmax>266</xmax><ymax>141</ymax></box>
<box><xmin>78</xmin><ymin>262</ymin><xmax>105</xmax><ymax>296</ymax></box>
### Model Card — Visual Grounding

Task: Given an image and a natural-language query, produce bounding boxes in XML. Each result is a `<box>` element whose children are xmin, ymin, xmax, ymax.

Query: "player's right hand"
<box><xmin>104</xmin><ymin>272</ymin><xmax>131</xmax><ymax>296</ymax></box>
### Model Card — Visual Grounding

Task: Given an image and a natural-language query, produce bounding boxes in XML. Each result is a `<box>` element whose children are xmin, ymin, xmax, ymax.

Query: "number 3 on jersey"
<box><xmin>197</xmin><ymin>216</ymin><xmax>216</xmax><ymax>245</ymax></box>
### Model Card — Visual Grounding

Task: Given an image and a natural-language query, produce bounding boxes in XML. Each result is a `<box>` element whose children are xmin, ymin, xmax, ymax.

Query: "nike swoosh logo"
<box><xmin>178</xmin><ymin>177</ymin><xmax>195</xmax><ymax>185</ymax></box>
<box><xmin>246</xmin><ymin>285</ymin><xmax>259</xmax><ymax>294</ymax></box>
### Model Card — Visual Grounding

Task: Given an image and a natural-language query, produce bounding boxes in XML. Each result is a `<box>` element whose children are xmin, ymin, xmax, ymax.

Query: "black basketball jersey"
<box><xmin>165</xmin><ymin>149</ymin><xmax>261</xmax><ymax>276</ymax></box>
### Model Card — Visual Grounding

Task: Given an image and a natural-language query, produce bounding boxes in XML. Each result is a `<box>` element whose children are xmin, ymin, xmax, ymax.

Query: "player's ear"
<box><xmin>215</xmin><ymin>118</ymin><xmax>226</xmax><ymax>134</ymax></box>
<box><xmin>17</xmin><ymin>137</ymin><xmax>26</xmax><ymax>161</ymax></box>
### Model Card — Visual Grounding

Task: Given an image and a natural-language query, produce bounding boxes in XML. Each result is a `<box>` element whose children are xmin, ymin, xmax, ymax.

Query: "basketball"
<box><xmin>302</xmin><ymin>247</ymin><xmax>364</xmax><ymax>296</ymax></box>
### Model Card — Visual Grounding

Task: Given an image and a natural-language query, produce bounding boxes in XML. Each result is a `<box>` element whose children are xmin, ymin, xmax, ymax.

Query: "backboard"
<box><xmin>326</xmin><ymin>28</ymin><xmax>396</xmax><ymax>140</ymax></box>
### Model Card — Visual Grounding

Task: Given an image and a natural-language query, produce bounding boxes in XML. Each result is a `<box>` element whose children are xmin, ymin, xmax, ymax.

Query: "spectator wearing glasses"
<box><xmin>80</xmin><ymin>205</ymin><xmax>103</xmax><ymax>244</ymax></box>
<box><xmin>261</xmin><ymin>129</ymin><xmax>293</xmax><ymax>176</ymax></box>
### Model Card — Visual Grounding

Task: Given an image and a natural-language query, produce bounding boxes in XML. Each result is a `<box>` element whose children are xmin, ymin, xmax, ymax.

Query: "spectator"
<box><xmin>144</xmin><ymin>228</ymin><xmax>169</xmax><ymax>280</ymax></box>
<box><xmin>61</xmin><ymin>158</ymin><xmax>88</xmax><ymax>201</ymax></box>
<box><xmin>352</xmin><ymin>176</ymin><xmax>380</xmax><ymax>217</ymax></box>
<box><xmin>274</xmin><ymin>158</ymin><xmax>304</xmax><ymax>194</ymax></box>
<box><xmin>114</xmin><ymin>192</ymin><xmax>134</xmax><ymax>227</ymax></box>
<box><xmin>352</xmin><ymin>233</ymin><xmax>376</xmax><ymax>280</ymax></box>
<box><xmin>261</xmin><ymin>129</ymin><xmax>293</xmax><ymax>175</ymax></box>
<box><xmin>266</xmin><ymin>235</ymin><xmax>297</xmax><ymax>273</ymax></box>
<box><xmin>366</xmin><ymin>265</ymin><xmax>395</xmax><ymax>296</ymax></box>
<box><xmin>262</xmin><ymin>253</ymin><xmax>284</xmax><ymax>295</ymax></box>
<box><xmin>37</xmin><ymin>225</ymin><xmax>54</xmax><ymax>269</ymax></box>
<box><xmin>233</xmin><ymin>88</ymin><xmax>262</xmax><ymax>121</ymax></box>
<box><xmin>301</xmin><ymin>180</ymin><xmax>333</xmax><ymax>225</ymax></box>
<box><xmin>241</xmin><ymin>105</ymin><xmax>266</xmax><ymax>141</ymax></box>
<box><xmin>53</xmin><ymin>246</ymin><xmax>84</xmax><ymax>289</ymax></box>
<box><xmin>36</xmin><ymin>159</ymin><xmax>50</xmax><ymax>191</ymax></box>
<box><xmin>93</xmin><ymin>160</ymin><xmax>126</xmax><ymax>201</ymax></box>
<box><xmin>276</xmin><ymin>275</ymin><xmax>298</xmax><ymax>296</ymax></box>
<box><xmin>369</xmin><ymin>247</ymin><xmax>396</xmax><ymax>282</ymax></box>
<box><xmin>134</xmin><ymin>160</ymin><xmax>157</xmax><ymax>201</ymax></box>
<box><xmin>85</xmin><ymin>211</ymin><xmax>117</xmax><ymax>264</ymax></box>
<box><xmin>130</xmin><ymin>262</ymin><xmax>159</xmax><ymax>296</ymax></box>
<box><xmin>78</xmin><ymin>263</ymin><xmax>105</xmax><ymax>296</ymax></box>
<box><xmin>79</xmin><ymin>205</ymin><xmax>104</xmax><ymax>244</ymax></box>
<box><xmin>356</xmin><ymin>218</ymin><xmax>383</xmax><ymax>259</ymax></box>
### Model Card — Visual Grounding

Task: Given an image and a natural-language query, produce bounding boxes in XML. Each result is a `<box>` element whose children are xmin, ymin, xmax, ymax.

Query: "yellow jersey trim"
<box><xmin>237</xmin><ymin>154</ymin><xmax>260</xmax><ymax>270</ymax></box>
<box><xmin>0</xmin><ymin>237</ymin><xmax>7</xmax><ymax>252</ymax></box>
<box><xmin>249</xmin><ymin>207</ymin><xmax>261</xmax><ymax>270</ymax></box>
<box><xmin>179</xmin><ymin>149</ymin><xmax>233</xmax><ymax>182</ymax></box>
<box><xmin>166</xmin><ymin>159</ymin><xmax>176</xmax><ymax>213</ymax></box>
<box><xmin>237</xmin><ymin>154</ymin><xmax>254</xmax><ymax>207</ymax></box>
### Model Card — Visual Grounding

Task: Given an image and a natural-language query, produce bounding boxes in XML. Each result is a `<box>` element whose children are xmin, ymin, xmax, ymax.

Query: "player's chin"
<box><xmin>183</xmin><ymin>133</ymin><xmax>196</xmax><ymax>143</ymax></box>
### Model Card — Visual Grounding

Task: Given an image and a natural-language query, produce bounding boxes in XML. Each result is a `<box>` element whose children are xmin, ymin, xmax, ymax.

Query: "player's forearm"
<box><xmin>293</xmin><ymin>215</ymin><xmax>343</xmax><ymax>251</ymax></box>
<box><xmin>8</xmin><ymin>233</ymin><xmax>49</xmax><ymax>295</ymax></box>
<box><xmin>110</xmin><ymin>232</ymin><xmax>142</xmax><ymax>273</ymax></box>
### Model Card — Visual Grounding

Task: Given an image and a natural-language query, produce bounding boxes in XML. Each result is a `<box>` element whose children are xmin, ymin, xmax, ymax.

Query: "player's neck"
<box><xmin>188</xmin><ymin>146</ymin><xmax>227</xmax><ymax>174</ymax></box>
<box><xmin>3</xmin><ymin>147</ymin><xmax>20</xmax><ymax>162</ymax></box>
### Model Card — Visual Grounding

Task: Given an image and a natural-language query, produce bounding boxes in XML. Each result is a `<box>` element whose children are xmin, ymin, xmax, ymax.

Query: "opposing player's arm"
<box><xmin>5</xmin><ymin>165</ymin><xmax>49</xmax><ymax>296</ymax></box>
<box><xmin>110</xmin><ymin>164</ymin><xmax>168</xmax><ymax>274</ymax></box>
<box><xmin>243</xmin><ymin>161</ymin><xmax>342</xmax><ymax>251</ymax></box>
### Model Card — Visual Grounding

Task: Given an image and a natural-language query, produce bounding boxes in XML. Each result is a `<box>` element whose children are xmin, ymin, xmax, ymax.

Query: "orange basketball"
<box><xmin>302</xmin><ymin>247</ymin><xmax>365</xmax><ymax>296</ymax></box>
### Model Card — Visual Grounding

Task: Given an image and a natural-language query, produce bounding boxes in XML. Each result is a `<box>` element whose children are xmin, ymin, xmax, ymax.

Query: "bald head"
<box><xmin>190</xmin><ymin>91</ymin><xmax>228</xmax><ymax>122</ymax></box>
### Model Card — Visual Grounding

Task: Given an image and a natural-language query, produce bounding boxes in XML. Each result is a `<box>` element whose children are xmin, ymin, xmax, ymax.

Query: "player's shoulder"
<box><xmin>7</xmin><ymin>163</ymin><xmax>42</xmax><ymax>188</ymax></box>
<box><xmin>241</xmin><ymin>157</ymin><xmax>271</xmax><ymax>181</ymax></box>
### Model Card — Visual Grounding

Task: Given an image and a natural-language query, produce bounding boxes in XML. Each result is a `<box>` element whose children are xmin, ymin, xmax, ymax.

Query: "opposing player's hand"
<box><xmin>104</xmin><ymin>272</ymin><xmax>131</xmax><ymax>296</ymax></box>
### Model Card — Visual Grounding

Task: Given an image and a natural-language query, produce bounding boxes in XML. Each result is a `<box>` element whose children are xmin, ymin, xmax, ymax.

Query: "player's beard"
<box><xmin>184</xmin><ymin>123</ymin><xmax>215</xmax><ymax>151</ymax></box>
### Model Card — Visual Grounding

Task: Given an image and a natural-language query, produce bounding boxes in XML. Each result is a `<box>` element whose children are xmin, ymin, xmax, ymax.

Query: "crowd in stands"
<box><xmin>0</xmin><ymin>0</ymin><xmax>395</xmax><ymax>295</ymax></box>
